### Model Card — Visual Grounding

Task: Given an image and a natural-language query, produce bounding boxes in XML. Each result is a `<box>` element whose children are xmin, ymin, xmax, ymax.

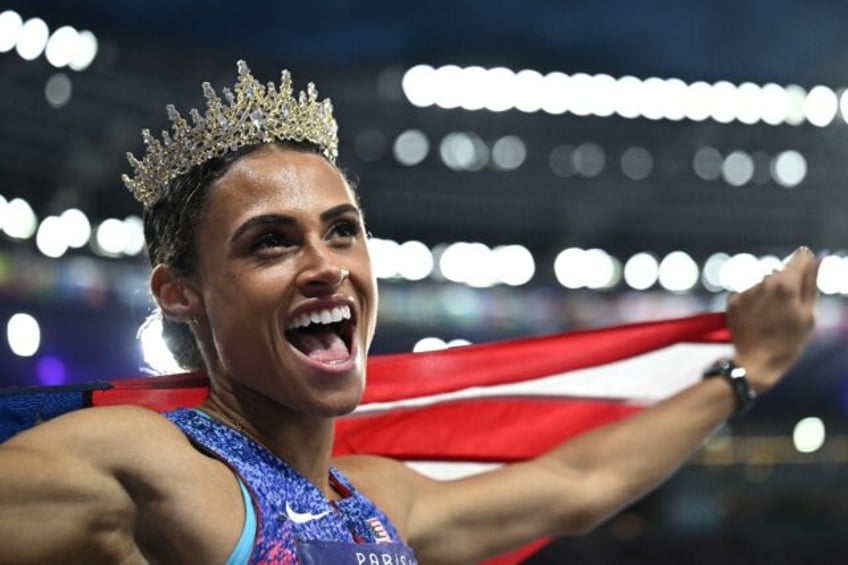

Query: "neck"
<box><xmin>201</xmin><ymin>380</ymin><xmax>337</xmax><ymax>497</ymax></box>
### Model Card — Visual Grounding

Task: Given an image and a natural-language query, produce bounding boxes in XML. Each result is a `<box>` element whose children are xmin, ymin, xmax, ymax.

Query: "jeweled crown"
<box><xmin>122</xmin><ymin>60</ymin><xmax>339</xmax><ymax>207</ymax></box>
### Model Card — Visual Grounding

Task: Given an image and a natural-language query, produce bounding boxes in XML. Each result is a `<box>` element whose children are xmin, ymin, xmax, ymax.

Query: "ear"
<box><xmin>150</xmin><ymin>264</ymin><xmax>203</xmax><ymax>322</ymax></box>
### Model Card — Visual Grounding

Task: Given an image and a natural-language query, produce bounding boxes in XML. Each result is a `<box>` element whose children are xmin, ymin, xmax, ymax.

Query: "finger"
<box><xmin>776</xmin><ymin>246</ymin><xmax>817</xmax><ymax>308</ymax></box>
<box><xmin>799</xmin><ymin>251</ymin><xmax>822</xmax><ymax>306</ymax></box>
<box><xmin>786</xmin><ymin>246</ymin><xmax>813</xmax><ymax>270</ymax></box>
<box><xmin>779</xmin><ymin>246</ymin><xmax>814</xmax><ymax>285</ymax></box>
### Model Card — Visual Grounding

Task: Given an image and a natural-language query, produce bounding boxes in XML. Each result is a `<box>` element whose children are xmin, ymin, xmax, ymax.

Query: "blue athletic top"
<box><xmin>165</xmin><ymin>408</ymin><xmax>418</xmax><ymax>565</ymax></box>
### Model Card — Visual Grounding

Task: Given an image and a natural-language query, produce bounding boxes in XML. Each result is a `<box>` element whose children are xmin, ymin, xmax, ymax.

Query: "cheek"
<box><xmin>364</xmin><ymin>278</ymin><xmax>379</xmax><ymax>346</ymax></box>
<box><xmin>359</xmin><ymin>250</ymin><xmax>378</xmax><ymax>303</ymax></box>
<box><xmin>360</xmin><ymin>241</ymin><xmax>376</xmax><ymax>281</ymax></box>
<box><xmin>202</xmin><ymin>275</ymin><xmax>271</xmax><ymax>338</ymax></box>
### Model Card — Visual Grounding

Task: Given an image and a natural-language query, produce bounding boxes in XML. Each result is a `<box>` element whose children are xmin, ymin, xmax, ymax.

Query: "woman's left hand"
<box><xmin>726</xmin><ymin>246</ymin><xmax>819</xmax><ymax>393</ymax></box>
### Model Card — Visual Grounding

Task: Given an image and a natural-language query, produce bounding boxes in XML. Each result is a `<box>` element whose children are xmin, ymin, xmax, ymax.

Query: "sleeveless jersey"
<box><xmin>165</xmin><ymin>408</ymin><xmax>417</xmax><ymax>565</ymax></box>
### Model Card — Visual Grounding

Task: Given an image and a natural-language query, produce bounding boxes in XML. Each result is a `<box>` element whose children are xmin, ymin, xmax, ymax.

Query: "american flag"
<box><xmin>0</xmin><ymin>312</ymin><xmax>731</xmax><ymax>563</ymax></box>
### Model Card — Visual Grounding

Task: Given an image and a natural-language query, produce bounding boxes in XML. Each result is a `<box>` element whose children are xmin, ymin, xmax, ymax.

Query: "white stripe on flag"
<box><xmin>406</xmin><ymin>460</ymin><xmax>503</xmax><ymax>480</ymax></box>
<box><xmin>357</xmin><ymin>342</ymin><xmax>733</xmax><ymax>415</ymax></box>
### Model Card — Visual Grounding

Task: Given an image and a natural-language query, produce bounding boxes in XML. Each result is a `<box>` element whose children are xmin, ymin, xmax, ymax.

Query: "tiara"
<box><xmin>122</xmin><ymin>60</ymin><xmax>339</xmax><ymax>207</ymax></box>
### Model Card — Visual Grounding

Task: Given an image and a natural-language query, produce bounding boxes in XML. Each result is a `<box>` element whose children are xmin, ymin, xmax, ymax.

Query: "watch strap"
<box><xmin>703</xmin><ymin>358</ymin><xmax>757</xmax><ymax>418</ymax></box>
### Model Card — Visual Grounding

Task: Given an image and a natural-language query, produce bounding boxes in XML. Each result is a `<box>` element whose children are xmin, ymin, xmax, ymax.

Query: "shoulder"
<box><xmin>4</xmin><ymin>404</ymin><xmax>217</xmax><ymax>507</ymax></box>
<box><xmin>6</xmin><ymin>405</ymin><xmax>186</xmax><ymax>449</ymax></box>
<box><xmin>333</xmin><ymin>454</ymin><xmax>436</xmax><ymax>540</ymax></box>
<box><xmin>5</xmin><ymin>405</ymin><xmax>193</xmax><ymax>465</ymax></box>
<box><xmin>334</xmin><ymin>454</ymin><xmax>432</xmax><ymax>493</ymax></box>
<box><xmin>0</xmin><ymin>405</ymin><xmax>243</xmax><ymax>563</ymax></box>
<box><xmin>3</xmin><ymin>404</ymin><xmax>245</xmax><ymax>520</ymax></box>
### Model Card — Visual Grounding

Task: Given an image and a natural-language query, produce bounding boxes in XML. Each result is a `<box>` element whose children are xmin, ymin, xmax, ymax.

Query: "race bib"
<box><xmin>296</xmin><ymin>540</ymin><xmax>418</xmax><ymax>565</ymax></box>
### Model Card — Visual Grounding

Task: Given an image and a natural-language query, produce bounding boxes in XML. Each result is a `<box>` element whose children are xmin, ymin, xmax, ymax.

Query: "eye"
<box><xmin>330</xmin><ymin>219</ymin><xmax>362</xmax><ymax>240</ymax></box>
<box><xmin>250</xmin><ymin>231</ymin><xmax>290</xmax><ymax>253</ymax></box>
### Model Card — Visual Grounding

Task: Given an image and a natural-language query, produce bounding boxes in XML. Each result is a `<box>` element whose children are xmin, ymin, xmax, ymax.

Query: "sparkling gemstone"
<box><xmin>250</xmin><ymin>109</ymin><xmax>264</xmax><ymax>128</ymax></box>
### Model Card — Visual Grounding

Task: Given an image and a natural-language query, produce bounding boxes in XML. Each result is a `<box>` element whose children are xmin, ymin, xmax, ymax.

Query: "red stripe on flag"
<box><xmin>334</xmin><ymin>397</ymin><xmax>641</xmax><ymax>461</ymax></box>
<box><xmin>483</xmin><ymin>537</ymin><xmax>552</xmax><ymax>565</ymax></box>
<box><xmin>91</xmin><ymin>372</ymin><xmax>207</xmax><ymax>410</ymax></box>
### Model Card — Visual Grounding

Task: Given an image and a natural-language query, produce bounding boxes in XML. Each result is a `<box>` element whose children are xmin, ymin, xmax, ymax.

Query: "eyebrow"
<box><xmin>230</xmin><ymin>203</ymin><xmax>362</xmax><ymax>244</ymax></box>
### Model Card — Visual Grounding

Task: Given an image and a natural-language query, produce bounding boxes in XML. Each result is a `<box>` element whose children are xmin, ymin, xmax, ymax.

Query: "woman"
<box><xmin>0</xmin><ymin>61</ymin><xmax>818</xmax><ymax>564</ymax></box>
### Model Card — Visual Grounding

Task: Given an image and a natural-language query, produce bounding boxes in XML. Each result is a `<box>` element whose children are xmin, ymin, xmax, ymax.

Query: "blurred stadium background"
<box><xmin>1</xmin><ymin>1</ymin><xmax>847</xmax><ymax>562</ymax></box>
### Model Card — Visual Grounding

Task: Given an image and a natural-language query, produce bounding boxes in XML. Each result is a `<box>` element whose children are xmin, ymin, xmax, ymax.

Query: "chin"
<box><xmin>310</xmin><ymin>384</ymin><xmax>365</xmax><ymax>419</ymax></box>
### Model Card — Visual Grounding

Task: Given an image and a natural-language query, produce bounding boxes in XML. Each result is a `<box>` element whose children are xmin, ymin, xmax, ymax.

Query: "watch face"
<box><xmin>704</xmin><ymin>359</ymin><xmax>755</xmax><ymax>417</ymax></box>
<box><xmin>729</xmin><ymin>366</ymin><xmax>747</xmax><ymax>379</ymax></box>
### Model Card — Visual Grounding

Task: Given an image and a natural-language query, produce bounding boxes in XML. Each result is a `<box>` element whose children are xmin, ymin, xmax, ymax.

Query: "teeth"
<box><xmin>288</xmin><ymin>305</ymin><xmax>351</xmax><ymax>330</ymax></box>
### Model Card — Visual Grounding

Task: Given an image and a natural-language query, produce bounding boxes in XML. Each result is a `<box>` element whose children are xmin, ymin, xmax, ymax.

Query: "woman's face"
<box><xmin>188</xmin><ymin>145</ymin><xmax>377</xmax><ymax>417</ymax></box>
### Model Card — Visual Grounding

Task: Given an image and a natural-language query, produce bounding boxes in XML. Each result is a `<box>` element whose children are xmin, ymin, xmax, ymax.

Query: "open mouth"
<box><xmin>285</xmin><ymin>304</ymin><xmax>355</xmax><ymax>364</ymax></box>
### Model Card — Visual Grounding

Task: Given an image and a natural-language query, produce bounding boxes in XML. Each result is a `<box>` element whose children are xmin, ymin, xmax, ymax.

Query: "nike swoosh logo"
<box><xmin>285</xmin><ymin>501</ymin><xmax>332</xmax><ymax>524</ymax></box>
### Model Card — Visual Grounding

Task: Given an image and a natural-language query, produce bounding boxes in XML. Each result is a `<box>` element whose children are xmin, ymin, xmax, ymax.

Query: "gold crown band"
<box><xmin>122</xmin><ymin>60</ymin><xmax>339</xmax><ymax>207</ymax></box>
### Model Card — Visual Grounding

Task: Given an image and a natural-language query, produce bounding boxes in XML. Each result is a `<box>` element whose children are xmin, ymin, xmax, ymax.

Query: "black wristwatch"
<box><xmin>703</xmin><ymin>358</ymin><xmax>757</xmax><ymax>418</ymax></box>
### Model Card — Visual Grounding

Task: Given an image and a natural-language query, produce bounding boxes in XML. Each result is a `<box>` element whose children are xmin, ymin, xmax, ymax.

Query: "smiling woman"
<box><xmin>157</xmin><ymin>146</ymin><xmax>376</xmax><ymax>421</ymax></box>
<box><xmin>142</xmin><ymin>140</ymin><xmax>360</xmax><ymax>372</ymax></box>
<box><xmin>0</xmin><ymin>60</ymin><xmax>821</xmax><ymax>565</ymax></box>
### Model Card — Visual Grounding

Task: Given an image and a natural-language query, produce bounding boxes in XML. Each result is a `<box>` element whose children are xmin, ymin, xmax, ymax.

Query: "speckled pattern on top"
<box><xmin>165</xmin><ymin>408</ymin><xmax>416</xmax><ymax>564</ymax></box>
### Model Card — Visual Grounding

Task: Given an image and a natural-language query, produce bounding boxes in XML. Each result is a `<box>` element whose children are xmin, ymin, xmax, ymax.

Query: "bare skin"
<box><xmin>0</xmin><ymin>146</ymin><xmax>819</xmax><ymax>564</ymax></box>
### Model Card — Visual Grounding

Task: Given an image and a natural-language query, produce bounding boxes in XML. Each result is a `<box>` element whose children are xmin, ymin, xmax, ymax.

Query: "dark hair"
<box><xmin>142</xmin><ymin>141</ymin><xmax>331</xmax><ymax>371</ymax></box>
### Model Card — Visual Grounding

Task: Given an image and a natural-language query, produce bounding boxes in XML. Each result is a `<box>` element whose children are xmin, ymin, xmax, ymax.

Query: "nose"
<box><xmin>296</xmin><ymin>241</ymin><xmax>349</xmax><ymax>296</ymax></box>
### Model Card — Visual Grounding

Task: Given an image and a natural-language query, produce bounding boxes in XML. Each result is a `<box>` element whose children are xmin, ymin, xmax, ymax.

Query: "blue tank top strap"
<box><xmin>226</xmin><ymin>477</ymin><xmax>257</xmax><ymax>565</ymax></box>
